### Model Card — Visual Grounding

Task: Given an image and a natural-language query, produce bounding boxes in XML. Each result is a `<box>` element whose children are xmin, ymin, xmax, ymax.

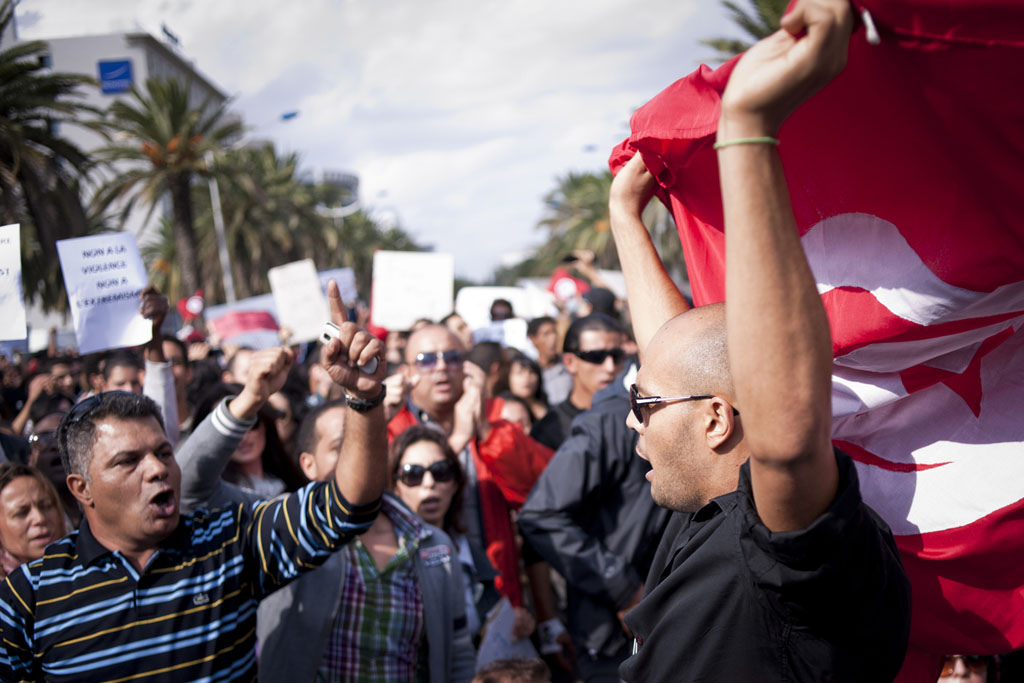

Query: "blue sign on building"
<box><xmin>98</xmin><ymin>60</ymin><xmax>134</xmax><ymax>94</ymax></box>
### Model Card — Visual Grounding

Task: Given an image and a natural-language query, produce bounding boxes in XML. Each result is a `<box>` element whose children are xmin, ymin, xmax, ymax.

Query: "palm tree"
<box><xmin>93</xmin><ymin>76</ymin><xmax>243</xmax><ymax>297</ymax></box>
<box><xmin>702</xmin><ymin>0</ymin><xmax>791</xmax><ymax>62</ymax></box>
<box><xmin>534</xmin><ymin>170</ymin><xmax>617</xmax><ymax>275</ymax></box>
<box><xmin>204</xmin><ymin>142</ymin><xmax>326</xmax><ymax>299</ymax></box>
<box><xmin>0</xmin><ymin>0</ymin><xmax>100</xmax><ymax>309</ymax></box>
<box><xmin>493</xmin><ymin>169</ymin><xmax>688</xmax><ymax>293</ymax></box>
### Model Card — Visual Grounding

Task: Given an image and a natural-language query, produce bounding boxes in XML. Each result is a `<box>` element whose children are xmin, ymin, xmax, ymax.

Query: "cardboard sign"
<box><xmin>268</xmin><ymin>259</ymin><xmax>330</xmax><ymax>344</ymax></box>
<box><xmin>56</xmin><ymin>233</ymin><xmax>150</xmax><ymax>354</ymax></box>
<box><xmin>370</xmin><ymin>251</ymin><xmax>453</xmax><ymax>331</ymax></box>
<box><xmin>0</xmin><ymin>224</ymin><xmax>26</xmax><ymax>341</ymax></box>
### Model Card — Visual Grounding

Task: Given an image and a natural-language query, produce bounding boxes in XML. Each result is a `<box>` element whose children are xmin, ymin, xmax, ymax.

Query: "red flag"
<box><xmin>611</xmin><ymin>1</ymin><xmax>1024</xmax><ymax>677</ymax></box>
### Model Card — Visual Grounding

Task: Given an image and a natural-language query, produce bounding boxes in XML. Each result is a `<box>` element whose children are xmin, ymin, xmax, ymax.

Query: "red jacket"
<box><xmin>389</xmin><ymin>403</ymin><xmax>553</xmax><ymax>605</ymax></box>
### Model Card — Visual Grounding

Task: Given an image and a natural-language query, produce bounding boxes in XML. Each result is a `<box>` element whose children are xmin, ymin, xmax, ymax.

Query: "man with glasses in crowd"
<box><xmin>530</xmin><ymin>313</ymin><xmax>625</xmax><ymax>451</ymax></box>
<box><xmin>388</xmin><ymin>324</ymin><xmax>552</xmax><ymax>609</ymax></box>
<box><xmin>0</xmin><ymin>298</ymin><xmax>389</xmax><ymax>682</ymax></box>
<box><xmin>607</xmin><ymin>0</ymin><xmax>910</xmax><ymax>679</ymax></box>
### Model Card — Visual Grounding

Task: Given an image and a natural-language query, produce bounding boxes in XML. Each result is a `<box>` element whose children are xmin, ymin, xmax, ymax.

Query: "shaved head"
<box><xmin>646</xmin><ymin>303</ymin><xmax>734</xmax><ymax>403</ymax></box>
<box><xmin>633</xmin><ymin>303</ymin><xmax>745</xmax><ymax>512</ymax></box>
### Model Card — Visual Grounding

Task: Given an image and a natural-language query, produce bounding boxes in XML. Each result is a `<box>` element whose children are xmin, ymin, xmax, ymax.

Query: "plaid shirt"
<box><xmin>318</xmin><ymin>494</ymin><xmax>427</xmax><ymax>682</ymax></box>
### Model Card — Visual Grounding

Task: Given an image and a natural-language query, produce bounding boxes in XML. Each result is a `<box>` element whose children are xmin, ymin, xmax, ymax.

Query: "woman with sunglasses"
<box><xmin>391</xmin><ymin>425</ymin><xmax>534</xmax><ymax>646</ymax></box>
<box><xmin>0</xmin><ymin>464</ymin><xmax>67</xmax><ymax>579</ymax></box>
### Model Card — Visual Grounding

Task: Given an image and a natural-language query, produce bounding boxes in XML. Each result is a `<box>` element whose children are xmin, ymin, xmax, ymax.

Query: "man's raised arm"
<box><xmin>609</xmin><ymin>154</ymin><xmax>690</xmax><ymax>358</ymax></box>
<box><xmin>717</xmin><ymin>0</ymin><xmax>852</xmax><ymax>531</ymax></box>
<box><xmin>319</xmin><ymin>280</ymin><xmax>388</xmax><ymax>505</ymax></box>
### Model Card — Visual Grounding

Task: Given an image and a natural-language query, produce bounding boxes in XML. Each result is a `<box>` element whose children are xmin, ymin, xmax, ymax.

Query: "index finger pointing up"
<box><xmin>327</xmin><ymin>280</ymin><xmax>345</xmax><ymax>325</ymax></box>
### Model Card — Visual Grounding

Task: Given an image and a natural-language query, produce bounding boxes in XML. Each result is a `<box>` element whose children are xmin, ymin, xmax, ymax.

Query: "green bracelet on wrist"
<box><xmin>712</xmin><ymin>136</ymin><xmax>780</xmax><ymax>150</ymax></box>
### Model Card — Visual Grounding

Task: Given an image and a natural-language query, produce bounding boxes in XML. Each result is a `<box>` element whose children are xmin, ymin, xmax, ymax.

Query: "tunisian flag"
<box><xmin>610</xmin><ymin>1</ymin><xmax>1024</xmax><ymax>678</ymax></box>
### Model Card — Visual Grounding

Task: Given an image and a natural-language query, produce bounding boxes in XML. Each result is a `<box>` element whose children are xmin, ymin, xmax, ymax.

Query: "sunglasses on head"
<box><xmin>571</xmin><ymin>348</ymin><xmax>625</xmax><ymax>365</ymax></box>
<box><xmin>414</xmin><ymin>350</ymin><xmax>464</xmax><ymax>369</ymax></box>
<box><xmin>939</xmin><ymin>655</ymin><xmax>989</xmax><ymax>676</ymax></box>
<box><xmin>396</xmin><ymin>460</ymin><xmax>457</xmax><ymax>487</ymax></box>
<box><xmin>60</xmin><ymin>392</ymin><xmax>135</xmax><ymax>456</ymax></box>
<box><xmin>28</xmin><ymin>430</ymin><xmax>58</xmax><ymax>448</ymax></box>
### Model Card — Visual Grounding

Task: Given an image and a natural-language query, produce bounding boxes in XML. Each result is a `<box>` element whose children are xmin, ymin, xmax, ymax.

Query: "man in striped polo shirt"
<box><xmin>0</xmin><ymin>297</ymin><xmax>388</xmax><ymax>681</ymax></box>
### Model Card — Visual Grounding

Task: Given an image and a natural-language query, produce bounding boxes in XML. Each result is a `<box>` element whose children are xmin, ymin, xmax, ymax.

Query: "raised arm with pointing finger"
<box><xmin>0</xmin><ymin>280</ymin><xmax>387</xmax><ymax>682</ymax></box>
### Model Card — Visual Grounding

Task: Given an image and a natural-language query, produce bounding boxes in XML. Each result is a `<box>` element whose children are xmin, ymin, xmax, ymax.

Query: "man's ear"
<box><xmin>67</xmin><ymin>474</ymin><xmax>94</xmax><ymax>509</ymax></box>
<box><xmin>703</xmin><ymin>397</ymin><xmax>739</xmax><ymax>450</ymax></box>
<box><xmin>562</xmin><ymin>352</ymin><xmax>577</xmax><ymax>375</ymax></box>
<box><xmin>299</xmin><ymin>452</ymin><xmax>317</xmax><ymax>481</ymax></box>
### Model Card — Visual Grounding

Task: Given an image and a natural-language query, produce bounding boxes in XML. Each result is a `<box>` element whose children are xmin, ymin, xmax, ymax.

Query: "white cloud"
<box><xmin>16</xmin><ymin>0</ymin><xmax>741</xmax><ymax>280</ymax></box>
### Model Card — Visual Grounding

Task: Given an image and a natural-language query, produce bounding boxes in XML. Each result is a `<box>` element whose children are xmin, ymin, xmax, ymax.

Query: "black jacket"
<box><xmin>519</xmin><ymin>371</ymin><xmax>671</xmax><ymax>659</ymax></box>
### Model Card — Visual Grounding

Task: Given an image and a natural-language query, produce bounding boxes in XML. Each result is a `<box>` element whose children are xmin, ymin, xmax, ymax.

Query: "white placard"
<box><xmin>371</xmin><ymin>251</ymin><xmax>453</xmax><ymax>331</ymax></box>
<box><xmin>318</xmin><ymin>267</ymin><xmax>359</xmax><ymax>304</ymax></box>
<box><xmin>456</xmin><ymin>285</ymin><xmax>557</xmax><ymax>331</ymax></box>
<box><xmin>56</xmin><ymin>233</ymin><xmax>151</xmax><ymax>354</ymax></box>
<box><xmin>0</xmin><ymin>224</ymin><xmax>27</xmax><ymax>341</ymax></box>
<box><xmin>472</xmin><ymin>319</ymin><xmax>531</xmax><ymax>354</ymax></box>
<box><xmin>268</xmin><ymin>259</ymin><xmax>330</xmax><ymax>344</ymax></box>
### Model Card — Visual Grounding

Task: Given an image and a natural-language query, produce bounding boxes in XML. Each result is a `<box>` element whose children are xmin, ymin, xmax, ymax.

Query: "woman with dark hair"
<box><xmin>391</xmin><ymin>425</ymin><xmax>533</xmax><ymax>643</ymax></box>
<box><xmin>191</xmin><ymin>383</ymin><xmax>306</xmax><ymax>496</ymax></box>
<box><xmin>505</xmin><ymin>354</ymin><xmax>549</xmax><ymax>422</ymax></box>
<box><xmin>0</xmin><ymin>463</ymin><xmax>67</xmax><ymax>578</ymax></box>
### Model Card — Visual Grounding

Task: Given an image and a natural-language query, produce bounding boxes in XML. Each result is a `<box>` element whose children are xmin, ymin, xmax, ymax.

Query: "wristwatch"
<box><xmin>344</xmin><ymin>384</ymin><xmax>387</xmax><ymax>412</ymax></box>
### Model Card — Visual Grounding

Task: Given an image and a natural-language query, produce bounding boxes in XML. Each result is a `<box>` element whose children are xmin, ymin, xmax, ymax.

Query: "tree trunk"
<box><xmin>169</xmin><ymin>172</ymin><xmax>201</xmax><ymax>297</ymax></box>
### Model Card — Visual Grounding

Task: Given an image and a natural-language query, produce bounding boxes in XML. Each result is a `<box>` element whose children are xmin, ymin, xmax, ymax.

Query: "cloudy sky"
<box><xmin>15</xmin><ymin>0</ymin><xmax>740</xmax><ymax>282</ymax></box>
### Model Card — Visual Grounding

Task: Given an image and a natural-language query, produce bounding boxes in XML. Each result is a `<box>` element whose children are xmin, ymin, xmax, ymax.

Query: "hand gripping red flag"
<box><xmin>610</xmin><ymin>2</ymin><xmax>1024</xmax><ymax>678</ymax></box>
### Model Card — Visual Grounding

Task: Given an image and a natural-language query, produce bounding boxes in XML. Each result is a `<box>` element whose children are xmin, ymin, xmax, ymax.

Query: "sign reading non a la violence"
<box><xmin>56</xmin><ymin>233</ymin><xmax>151</xmax><ymax>354</ymax></box>
<box><xmin>0</xmin><ymin>224</ymin><xmax>27</xmax><ymax>342</ymax></box>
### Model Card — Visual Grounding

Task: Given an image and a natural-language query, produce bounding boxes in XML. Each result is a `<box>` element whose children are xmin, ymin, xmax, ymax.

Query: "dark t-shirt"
<box><xmin>620</xmin><ymin>449</ymin><xmax>911</xmax><ymax>682</ymax></box>
<box><xmin>530</xmin><ymin>398</ymin><xmax>584</xmax><ymax>450</ymax></box>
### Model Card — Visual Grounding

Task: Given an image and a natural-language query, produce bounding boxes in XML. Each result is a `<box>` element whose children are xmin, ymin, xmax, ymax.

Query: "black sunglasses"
<box><xmin>571</xmin><ymin>348</ymin><xmax>625</xmax><ymax>365</ymax></box>
<box><xmin>414</xmin><ymin>350</ymin><xmax>464</xmax><ymax>369</ymax></box>
<box><xmin>629</xmin><ymin>383</ymin><xmax>737</xmax><ymax>423</ymax></box>
<box><xmin>396</xmin><ymin>460</ymin><xmax>457</xmax><ymax>487</ymax></box>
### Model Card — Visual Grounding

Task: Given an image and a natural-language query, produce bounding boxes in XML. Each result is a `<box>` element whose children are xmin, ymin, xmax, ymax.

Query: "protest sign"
<box><xmin>371</xmin><ymin>251</ymin><xmax>453</xmax><ymax>331</ymax></box>
<box><xmin>205</xmin><ymin>294</ymin><xmax>280</xmax><ymax>350</ymax></box>
<box><xmin>268</xmin><ymin>259</ymin><xmax>330</xmax><ymax>344</ymax></box>
<box><xmin>0</xmin><ymin>224</ymin><xmax>26</xmax><ymax>341</ymax></box>
<box><xmin>472</xmin><ymin>319</ymin><xmax>531</xmax><ymax>354</ymax></box>
<box><xmin>454</xmin><ymin>285</ymin><xmax>556</xmax><ymax>332</ymax></box>
<box><xmin>56</xmin><ymin>233</ymin><xmax>150</xmax><ymax>354</ymax></box>
<box><xmin>317</xmin><ymin>267</ymin><xmax>358</xmax><ymax>304</ymax></box>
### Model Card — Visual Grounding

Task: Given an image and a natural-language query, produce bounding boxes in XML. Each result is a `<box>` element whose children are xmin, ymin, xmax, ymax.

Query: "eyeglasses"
<box><xmin>629</xmin><ymin>383</ymin><xmax>722</xmax><ymax>423</ymax></box>
<box><xmin>939</xmin><ymin>655</ymin><xmax>989</xmax><ymax>676</ymax></box>
<box><xmin>395</xmin><ymin>460</ymin><xmax>457</xmax><ymax>487</ymax></box>
<box><xmin>571</xmin><ymin>348</ymin><xmax>625</xmax><ymax>365</ymax></box>
<box><xmin>414</xmin><ymin>350</ymin><xmax>464</xmax><ymax>369</ymax></box>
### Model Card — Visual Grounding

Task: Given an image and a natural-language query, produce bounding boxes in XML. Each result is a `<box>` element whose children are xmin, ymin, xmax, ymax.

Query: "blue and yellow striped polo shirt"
<box><xmin>0</xmin><ymin>479</ymin><xmax>379</xmax><ymax>682</ymax></box>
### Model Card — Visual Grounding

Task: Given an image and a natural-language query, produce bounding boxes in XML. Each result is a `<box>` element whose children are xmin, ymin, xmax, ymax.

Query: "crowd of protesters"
<box><xmin>0</xmin><ymin>1</ymin><xmax>1016</xmax><ymax>680</ymax></box>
